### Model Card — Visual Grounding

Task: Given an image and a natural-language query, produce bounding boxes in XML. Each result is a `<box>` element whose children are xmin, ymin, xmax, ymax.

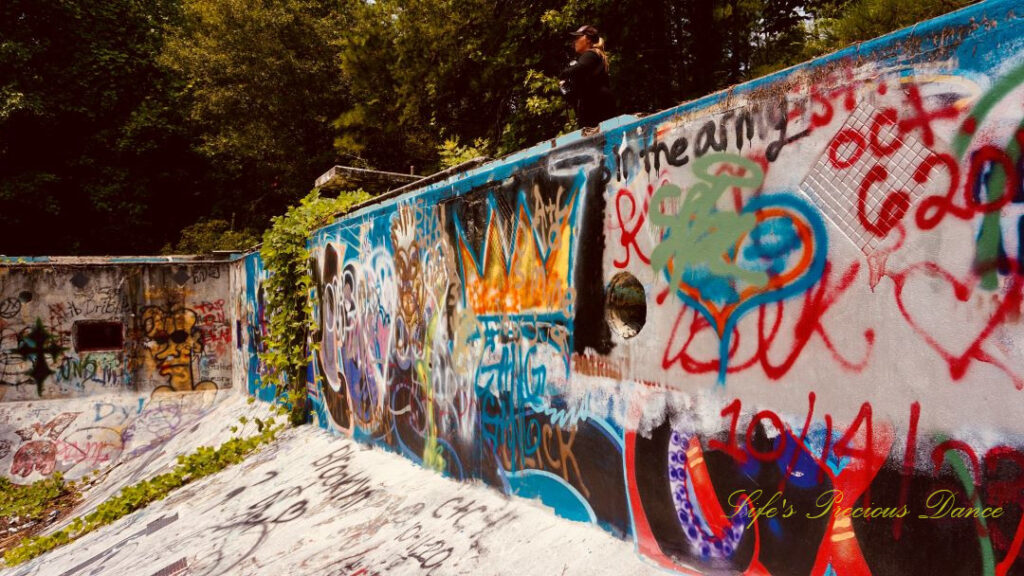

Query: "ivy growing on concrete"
<box><xmin>0</xmin><ymin>472</ymin><xmax>80</xmax><ymax>553</ymax></box>
<box><xmin>259</xmin><ymin>188</ymin><xmax>371</xmax><ymax>425</ymax></box>
<box><xmin>2</xmin><ymin>414</ymin><xmax>284</xmax><ymax>567</ymax></box>
<box><xmin>0</xmin><ymin>474</ymin><xmax>74</xmax><ymax>523</ymax></box>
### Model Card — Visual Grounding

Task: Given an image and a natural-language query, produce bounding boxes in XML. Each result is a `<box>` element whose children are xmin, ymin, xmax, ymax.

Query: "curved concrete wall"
<box><xmin>0</xmin><ymin>259</ymin><xmax>245</xmax><ymax>487</ymax></box>
<box><xmin>296</xmin><ymin>1</ymin><xmax>1024</xmax><ymax>573</ymax></box>
<box><xmin>0</xmin><ymin>261</ymin><xmax>237</xmax><ymax>401</ymax></box>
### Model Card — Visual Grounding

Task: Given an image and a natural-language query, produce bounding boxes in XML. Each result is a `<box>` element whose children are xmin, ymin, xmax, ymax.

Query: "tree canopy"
<box><xmin>0</xmin><ymin>0</ymin><xmax>977</xmax><ymax>255</ymax></box>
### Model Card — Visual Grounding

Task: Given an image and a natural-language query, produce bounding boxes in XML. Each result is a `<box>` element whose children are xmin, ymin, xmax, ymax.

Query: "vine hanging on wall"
<box><xmin>260</xmin><ymin>188</ymin><xmax>370</xmax><ymax>425</ymax></box>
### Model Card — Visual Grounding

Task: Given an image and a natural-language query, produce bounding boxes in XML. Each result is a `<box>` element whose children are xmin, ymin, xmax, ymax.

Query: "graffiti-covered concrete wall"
<box><xmin>0</xmin><ymin>259</ymin><xmax>237</xmax><ymax>401</ymax></box>
<box><xmin>0</xmin><ymin>258</ymin><xmax>248</xmax><ymax>486</ymax></box>
<box><xmin>236</xmin><ymin>252</ymin><xmax>275</xmax><ymax>402</ymax></box>
<box><xmin>294</xmin><ymin>1</ymin><xmax>1024</xmax><ymax>574</ymax></box>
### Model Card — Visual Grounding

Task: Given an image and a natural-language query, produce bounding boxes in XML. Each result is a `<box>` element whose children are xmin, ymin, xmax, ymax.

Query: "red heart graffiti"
<box><xmin>891</xmin><ymin>262</ymin><xmax>1023</xmax><ymax>389</ymax></box>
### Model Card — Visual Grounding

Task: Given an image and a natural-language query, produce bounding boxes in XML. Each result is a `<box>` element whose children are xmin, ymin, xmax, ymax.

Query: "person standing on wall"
<box><xmin>559</xmin><ymin>25</ymin><xmax>616</xmax><ymax>131</ymax></box>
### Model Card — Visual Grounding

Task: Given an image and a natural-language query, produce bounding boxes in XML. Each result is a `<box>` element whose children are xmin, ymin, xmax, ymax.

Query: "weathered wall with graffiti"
<box><xmin>0</xmin><ymin>259</ymin><xmax>250</xmax><ymax>487</ymax></box>
<box><xmin>0</xmin><ymin>261</ymin><xmax>236</xmax><ymax>402</ymax></box>
<box><xmin>236</xmin><ymin>252</ymin><xmax>276</xmax><ymax>402</ymax></box>
<box><xmin>295</xmin><ymin>2</ymin><xmax>1024</xmax><ymax>574</ymax></box>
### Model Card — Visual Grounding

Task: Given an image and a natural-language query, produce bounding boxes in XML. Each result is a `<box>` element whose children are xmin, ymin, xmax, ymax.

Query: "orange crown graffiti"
<box><xmin>453</xmin><ymin>189</ymin><xmax>581</xmax><ymax>316</ymax></box>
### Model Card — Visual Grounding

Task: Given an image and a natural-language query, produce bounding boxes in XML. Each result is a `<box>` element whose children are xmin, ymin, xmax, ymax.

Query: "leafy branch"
<box><xmin>259</xmin><ymin>188</ymin><xmax>371</xmax><ymax>425</ymax></box>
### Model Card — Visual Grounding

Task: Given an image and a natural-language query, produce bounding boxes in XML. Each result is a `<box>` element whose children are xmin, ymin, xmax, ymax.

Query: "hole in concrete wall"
<box><xmin>73</xmin><ymin>321</ymin><xmax>124</xmax><ymax>352</ymax></box>
<box><xmin>606</xmin><ymin>272</ymin><xmax>646</xmax><ymax>339</ymax></box>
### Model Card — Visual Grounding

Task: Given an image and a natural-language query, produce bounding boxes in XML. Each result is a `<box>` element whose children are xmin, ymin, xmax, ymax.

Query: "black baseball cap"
<box><xmin>570</xmin><ymin>25</ymin><xmax>599</xmax><ymax>39</ymax></box>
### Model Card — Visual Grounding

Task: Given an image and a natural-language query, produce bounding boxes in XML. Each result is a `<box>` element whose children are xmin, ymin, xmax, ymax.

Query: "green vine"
<box><xmin>0</xmin><ymin>474</ymin><xmax>75</xmax><ymax>523</ymax></box>
<box><xmin>3</xmin><ymin>414</ymin><xmax>284</xmax><ymax>567</ymax></box>
<box><xmin>260</xmin><ymin>188</ymin><xmax>370</xmax><ymax>425</ymax></box>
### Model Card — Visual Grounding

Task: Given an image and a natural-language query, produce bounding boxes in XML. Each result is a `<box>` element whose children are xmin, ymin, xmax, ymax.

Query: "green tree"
<box><xmin>161</xmin><ymin>0</ymin><xmax>355</xmax><ymax>230</ymax></box>
<box><xmin>335</xmin><ymin>0</ymin><xmax>580</xmax><ymax>170</ymax></box>
<box><xmin>438</xmin><ymin>137</ymin><xmax>490</xmax><ymax>169</ymax></box>
<box><xmin>750</xmin><ymin>0</ymin><xmax>809</xmax><ymax>76</ymax></box>
<box><xmin>817</xmin><ymin>0</ymin><xmax>975</xmax><ymax>49</ymax></box>
<box><xmin>0</xmin><ymin>0</ymin><xmax>211</xmax><ymax>255</ymax></box>
<box><xmin>1</xmin><ymin>0</ymin><xmax>983</xmax><ymax>258</ymax></box>
<box><xmin>161</xmin><ymin>219</ymin><xmax>260</xmax><ymax>254</ymax></box>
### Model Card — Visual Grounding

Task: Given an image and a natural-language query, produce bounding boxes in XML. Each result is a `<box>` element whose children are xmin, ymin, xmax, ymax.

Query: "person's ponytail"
<box><xmin>590</xmin><ymin>37</ymin><xmax>609</xmax><ymax>72</ymax></box>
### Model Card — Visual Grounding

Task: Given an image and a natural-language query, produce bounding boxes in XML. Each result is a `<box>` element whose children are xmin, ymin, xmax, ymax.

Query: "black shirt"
<box><xmin>560</xmin><ymin>50</ymin><xmax>616</xmax><ymax>128</ymax></box>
